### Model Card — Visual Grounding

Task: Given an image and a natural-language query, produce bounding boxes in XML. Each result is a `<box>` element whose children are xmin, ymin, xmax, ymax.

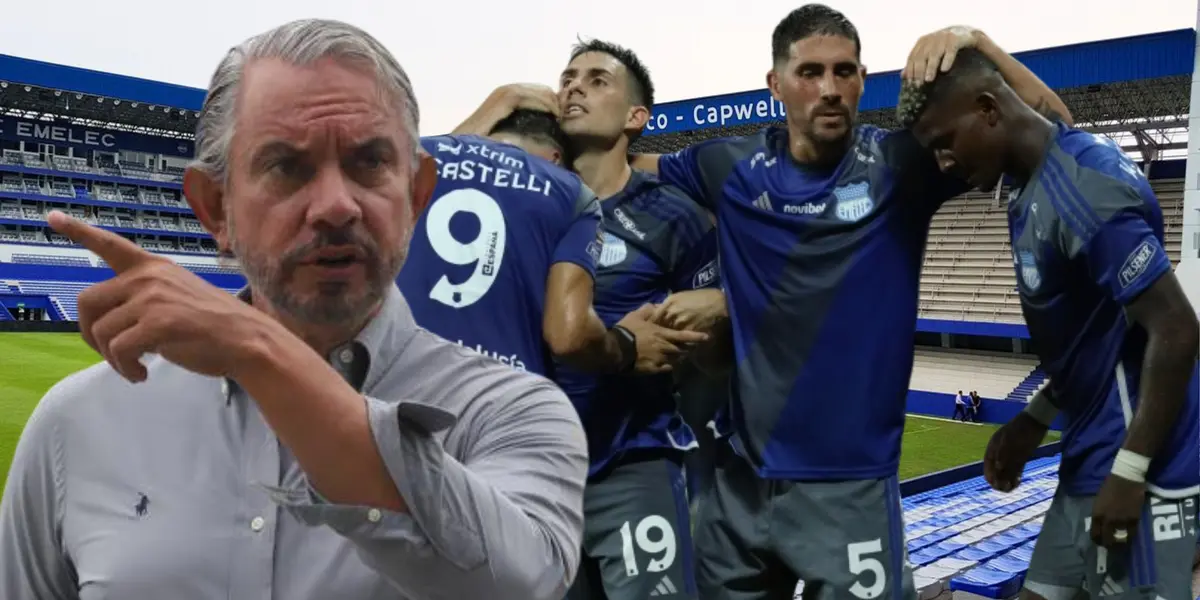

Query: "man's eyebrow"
<box><xmin>561</xmin><ymin>67</ymin><xmax>614</xmax><ymax>79</ymax></box>
<box><xmin>354</xmin><ymin>137</ymin><xmax>396</xmax><ymax>155</ymax></box>
<box><xmin>249</xmin><ymin>140</ymin><xmax>299</xmax><ymax>170</ymax></box>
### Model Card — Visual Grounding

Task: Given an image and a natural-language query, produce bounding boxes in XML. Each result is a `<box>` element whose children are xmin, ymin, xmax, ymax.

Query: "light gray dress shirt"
<box><xmin>0</xmin><ymin>285</ymin><xmax>588</xmax><ymax>599</ymax></box>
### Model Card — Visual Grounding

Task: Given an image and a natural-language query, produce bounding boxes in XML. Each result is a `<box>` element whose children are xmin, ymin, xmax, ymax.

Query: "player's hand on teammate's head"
<box><xmin>982</xmin><ymin>412</ymin><xmax>1047</xmax><ymax>493</ymax></box>
<box><xmin>902</xmin><ymin>26</ymin><xmax>981</xmax><ymax>86</ymax></box>
<box><xmin>617</xmin><ymin>304</ymin><xmax>709</xmax><ymax>374</ymax></box>
<box><xmin>493</xmin><ymin>83</ymin><xmax>562</xmax><ymax>119</ymax></box>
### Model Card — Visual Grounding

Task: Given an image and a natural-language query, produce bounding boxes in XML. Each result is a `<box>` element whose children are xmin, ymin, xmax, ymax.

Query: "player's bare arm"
<box><xmin>651</xmin><ymin>288</ymin><xmax>733</xmax><ymax>373</ymax></box>
<box><xmin>1090</xmin><ymin>271</ymin><xmax>1199</xmax><ymax>547</ymax></box>
<box><xmin>544</xmin><ymin>263</ymin><xmax>709</xmax><ymax>374</ymax></box>
<box><xmin>628</xmin><ymin>153</ymin><xmax>662</xmax><ymax>174</ymax></box>
<box><xmin>543</xmin><ymin>262</ymin><xmax>628</xmax><ymax>372</ymax></box>
<box><xmin>904</xmin><ymin>27</ymin><xmax>1073</xmax><ymax>126</ymax></box>
<box><xmin>984</xmin><ymin>386</ymin><xmax>1058</xmax><ymax>493</ymax></box>
<box><xmin>690</xmin><ymin>319</ymin><xmax>735</xmax><ymax>376</ymax></box>
<box><xmin>48</xmin><ymin>211</ymin><xmax>410</xmax><ymax>514</ymax></box>
<box><xmin>653</xmin><ymin>288</ymin><xmax>728</xmax><ymax>333</ymax></box>
<box><xmin>452</xmin><ymin>84</ymin><xmax>561</xmax><ymax>136</ymax></box>
<box><xmin>1121</xmin><ymin>272</ymin><xmax>1199</xmax><ymax>463</ymax></box>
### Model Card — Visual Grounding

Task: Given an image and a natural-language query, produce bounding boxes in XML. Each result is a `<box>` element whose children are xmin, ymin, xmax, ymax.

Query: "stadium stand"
<box><xmin>910</xmin><ymin>348</ymin><xmax>1039</xmax><ymax>401</ymax></box>
<box><xmin>919</xmin><ymin>179</ymin><xmax>1186</xmax><ymax>325</ymax></box>
<box><xmin>0</xmin><ymin>27</ymin><xmax>1198</xmax><ymax>597</ymax></box>
<box><xmin>1005</xmin><ymin>368</ymin><xmax>1048</xmax><ymax>403</ymax></box>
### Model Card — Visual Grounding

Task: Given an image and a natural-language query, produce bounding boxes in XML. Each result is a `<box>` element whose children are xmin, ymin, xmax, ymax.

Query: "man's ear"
<box><xmin>410</xmin><ymin>152</ymin><xmax>438</xmax><ymax>216</ymax></box>
<box><xmin>977</xmin><ymin>91</ymin><xmax>1001</xmax><ymax>126</ymax></box>
<box><xmin>183</xmin><ymin>168</ymin><xmax>229</xmax><ymax>252</ymax></box>
<box><xmin>767</xmin><ymin>68</ymin><xmax>782</xmax><ymax>103</ymax></box>
<box><xmin>626</xmin><ymin>105</ymin><xmax>650</xmax><ymax>132</ymax></box>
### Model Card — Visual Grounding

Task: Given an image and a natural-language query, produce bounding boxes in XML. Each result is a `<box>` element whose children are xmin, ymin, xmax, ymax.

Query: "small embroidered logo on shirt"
<box><xmin>134</xmin><ymin>493</ymin><xmax>150</xmax><ymax>517</ymax></box>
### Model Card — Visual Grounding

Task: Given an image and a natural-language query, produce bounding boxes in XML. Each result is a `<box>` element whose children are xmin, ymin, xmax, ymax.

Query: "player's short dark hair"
<box><xmin>569</xmin><ymin>38</ymin><xmax>655</xmax><ymax>110</ymax></box>
<box><xmin>772</xmin><ymin>4</ymin><xmax>861</xmax><ymax>64</ymax></box>
<box><xmin>895</xmin><ymin>47</ymin><xmax>1001</xmax><ymax>129</ymax></box>
<box><xmin>489</xmin><ymin>109</ymin><xmax>571</xmax><ymax>158</ymax></box>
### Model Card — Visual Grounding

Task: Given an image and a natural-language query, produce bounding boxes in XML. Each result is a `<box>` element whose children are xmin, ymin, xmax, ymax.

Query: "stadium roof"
<box><xmin>0</xmin><ymin>27</ymin><xmax>1194</xmax><ymax>156</ymax></box>
<box><xmin>0</xmin><ymin>54</ymin><xmax>205</xmax><ymax>137</ymax></box>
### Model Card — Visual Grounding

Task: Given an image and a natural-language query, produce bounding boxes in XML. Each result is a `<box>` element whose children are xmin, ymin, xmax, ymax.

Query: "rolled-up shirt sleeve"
<box><xmin>274</xmin><ymin>379</ymin><xmax>588</xmax><ymax>600</ymax></box>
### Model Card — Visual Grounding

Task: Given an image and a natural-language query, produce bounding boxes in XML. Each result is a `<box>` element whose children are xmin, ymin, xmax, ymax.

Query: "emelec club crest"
<box><xmin>1018</xmin><ymin>250</ymin><xmax>1042</xmax><ymax>291</ymax></box>
<box><xmin>832</xmin><ymin>182</ymin><xmax>874</xmax><ymax>222</ymax></box>
<box><xmin>598</xmin><ymin>232</ymin><xmax>627</xmax><ymax>268</ymax></box>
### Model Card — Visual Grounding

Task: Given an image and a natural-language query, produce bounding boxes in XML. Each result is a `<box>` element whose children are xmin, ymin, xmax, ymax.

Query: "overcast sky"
<box><xmin>0</xmin><ymin>0</ymin><xmax>1195</xmax><ymax>134</ymax></box>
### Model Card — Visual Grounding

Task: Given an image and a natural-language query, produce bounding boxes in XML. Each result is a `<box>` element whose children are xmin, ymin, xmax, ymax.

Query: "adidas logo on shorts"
<box><xmin>648</xmin><ymin>575</ymin><xmax>678</xmax><ymax>596</ymax></box>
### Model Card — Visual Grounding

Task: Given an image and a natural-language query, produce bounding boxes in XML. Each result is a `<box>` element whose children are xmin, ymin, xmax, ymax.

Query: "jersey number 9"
<box><xmin>425</xmin><ymin>189</ymin><xmax>508</xmax><ymax>309</ymax></box>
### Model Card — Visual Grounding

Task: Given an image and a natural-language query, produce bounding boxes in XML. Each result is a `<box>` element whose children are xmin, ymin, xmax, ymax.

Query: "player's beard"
<box><xmin>227</xmin><ymin>212</ymin><xmax>403</xmax><ymax>327</ymax></box>
<box><xmin>804</xmin><ymin>113</ymin><xmax>855</xmax><ymax>166</ymax></box>
<box><xmin>809</xmin><ymin>110</ymin><xmax>853</xmax><ymax>143</ymax></box>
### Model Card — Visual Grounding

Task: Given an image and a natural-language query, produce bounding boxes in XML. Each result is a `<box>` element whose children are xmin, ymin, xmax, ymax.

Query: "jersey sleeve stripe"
<box><xmin>1044</xmin><ymin>155</ymin><xmax>1104</xmax><ymax>231</ymax></box>
<box><xmin>1040</xmin><ymin>163</ymin><xmax>1100</xmax><ymax>240</ymax></box>
<box><xmin>1040</xmin><ymin>173</ymin><xmax>1095</xmax><ymax>240</ymax></box>
<box><xmin>661</xmin><ymin>199</ymin><xmax>706</xmax><ymax>248</ymax></box>
<box><xmin>637</xmin><ymin>192</ymin><xmax>705</xmax><ymax>247</ymax></box>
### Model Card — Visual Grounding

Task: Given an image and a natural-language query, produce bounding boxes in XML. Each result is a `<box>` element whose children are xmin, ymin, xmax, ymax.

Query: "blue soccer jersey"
<box><xmin>1009</xmin><ymin>122</ymin><xmax>1199</xmax><ymax>497</ymax></box>
<box><xmin>398</xmin><ymin>134</ymin><xmax>602</xmax><ymax>376</ymax></box>
<box><xmin>554</xmin><ymin>170</ymin><xmax>720</xmax><ymax>476</ymax></box>
<box><xmin>657</xmin><ymin>125</ymin><xmax>968</xmax><ymax>480</ymax></box>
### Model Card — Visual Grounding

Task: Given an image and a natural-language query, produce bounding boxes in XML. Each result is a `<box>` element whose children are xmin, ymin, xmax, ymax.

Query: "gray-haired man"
<box><xmin>0</xmin><ymin>19</ymin><xmax>588</xmax><ymax>600</ymax></box>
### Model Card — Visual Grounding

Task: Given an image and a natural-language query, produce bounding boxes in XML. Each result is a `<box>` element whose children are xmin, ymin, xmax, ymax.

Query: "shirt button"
<box><xmin>250</xmin><ymin>516</ymin><xmax>265</xmax><ymax>532</ymax></box>
<box><xmin>338</xmin><ymin>348</ymin><xmax>354</xmax><ymax>364</ymax></box>
<box><xmin>367</xmin><ymin>508</ymin><xmax>382</xmax><ymax>523</ymax></box>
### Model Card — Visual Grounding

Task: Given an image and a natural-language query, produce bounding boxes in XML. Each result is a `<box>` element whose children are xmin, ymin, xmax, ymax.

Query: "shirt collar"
<box><xmin>223</xmin><ymin>284</ymin><xmax>418</xmax><ymax>402</ymax></box>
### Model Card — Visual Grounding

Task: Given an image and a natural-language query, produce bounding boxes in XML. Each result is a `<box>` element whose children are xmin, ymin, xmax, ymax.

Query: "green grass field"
<box><xmin>0</xmin><ymin>332</ymin><xmax>1054</xmax><ymax>495</ymax></box>
<box><xmin>0</xmin><ymin>333</ymin><xmax>102</xmax><ymax>496</ymax></box>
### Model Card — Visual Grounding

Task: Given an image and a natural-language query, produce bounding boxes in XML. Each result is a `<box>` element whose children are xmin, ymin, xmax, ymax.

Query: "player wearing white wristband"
<box><xmin>902</xmin><ymin>54</ymin><xmax>1200</xmax><ymax>600</ymax></box>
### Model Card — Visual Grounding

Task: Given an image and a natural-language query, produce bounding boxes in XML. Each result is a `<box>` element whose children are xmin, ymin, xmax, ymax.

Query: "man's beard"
<box><xmin>228</xmin><ymin>218</ymin><xmax>409</xmax><ymax>326</ymax></box>
<box><xmin>808</xmin><ymin>112</ymin><xmax>855</xmax><ymax>143</ymax></box>
<box><xmin>802</xmin><ymin>112</ymin><xmax>856</xmax><ymax>167</ymax></box>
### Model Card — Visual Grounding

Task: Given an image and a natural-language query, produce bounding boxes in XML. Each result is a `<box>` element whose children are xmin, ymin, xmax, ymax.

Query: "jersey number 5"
<box><xmin>425</xmin><ymin>188</ymin><xmax>508</xmax><ymax>309</ymax></box>
<box><xmin>847</xmin><ymin>539</ymin><xmax>887</xmax><ymax>599</ymax></box>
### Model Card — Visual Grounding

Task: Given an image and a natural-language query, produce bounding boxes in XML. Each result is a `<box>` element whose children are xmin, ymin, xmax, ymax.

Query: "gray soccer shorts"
<box><xmin>1024</xmin><ymin>488</ymin><xmax>1199</xmax><ymax>600</ymax></box>
<box><xmin>566</xmin><ymin>452</ymin><xmax>697</xmax><ymax>599</ymax></box>
<box><xmin>692</xmin><ymin>444</ymin><xmax>914</xmax><ymax>600</ymax></box>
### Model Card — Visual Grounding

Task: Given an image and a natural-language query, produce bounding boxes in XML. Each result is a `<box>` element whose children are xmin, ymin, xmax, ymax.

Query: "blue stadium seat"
<box><xmin>900</xmin><ymin>456</ymin><xmax>1062</xmax><ymax>598</ymax></box>
<box><xmin>12</xmin><ymin>280</ymin><xmax>242</xmax><ymax>321</ymax></box>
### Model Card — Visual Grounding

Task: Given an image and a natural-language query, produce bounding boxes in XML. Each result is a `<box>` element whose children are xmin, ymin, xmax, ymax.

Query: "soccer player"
<box><xmin>400</xmin><ymin>108</ymin><xmax>704</xmax><ymax>377</ymax></box>
<box><xmin>556</xmin><ymin>39</ymin><xmax>725</xmax><ymax>600</ymax></box>
<box><xmin>898</xmin><ymin>48</ymin><xmax>1200</xmax><ymax>600</ymax></box>
<box><xmin>619</xmin><ymin>5</ymin><xmax>1073</xmax><ymax>598</ymax></box>
<box><xmin>455</xmin><ymin>41</ymin><xmax>727</xmax><ymax>599</ymax></box>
